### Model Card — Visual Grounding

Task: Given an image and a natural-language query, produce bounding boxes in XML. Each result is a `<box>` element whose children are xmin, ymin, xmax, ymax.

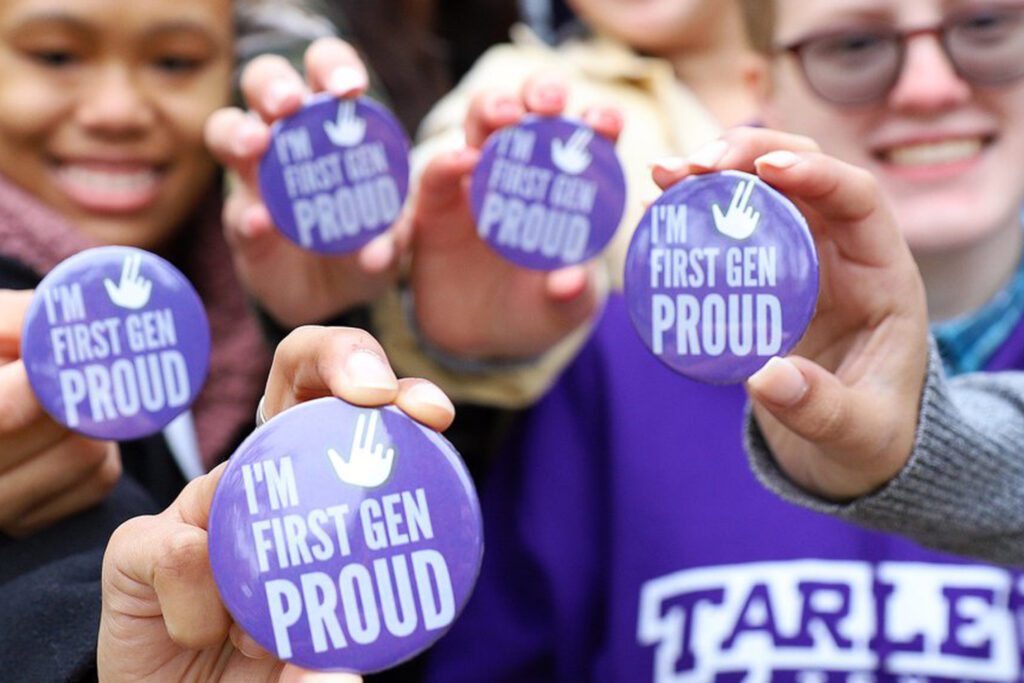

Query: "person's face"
<box><xmin>761</xmin><ymin>0</ymin><xmax>1024</xmax><ymax>255</ymax></box>
<box><xmin>0</xmin><ymin>0</ymin><xmax>233</xmax><ymax>249</ymax></box>
<box><xmin>567</xmin><ymin>0</ymin><xmax>721</xmax><ymax>55</ymax></box>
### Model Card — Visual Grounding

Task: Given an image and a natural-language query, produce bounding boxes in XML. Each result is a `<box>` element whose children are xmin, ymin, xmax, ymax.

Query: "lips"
<box><xmin>54</xmin><ymin>161</ymin><xmax>166</xmax><ymax>214</ymax></box>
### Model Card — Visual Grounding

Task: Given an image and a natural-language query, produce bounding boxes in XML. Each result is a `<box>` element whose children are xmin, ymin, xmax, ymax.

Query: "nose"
<box><xmin>76</xmin><ymin>64</ymin><xmax>156</xmax><ymax>136</ymax></box>
<box><xmin>887</xmin><ymin>33</ymin><xmax>972</xmax><ymax>112</ymax></box>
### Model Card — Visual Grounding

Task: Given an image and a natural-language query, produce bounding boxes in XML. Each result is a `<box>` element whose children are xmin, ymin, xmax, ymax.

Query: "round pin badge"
<box><xmin>259</xmin><ymin>94</ymin><xmax>411</xmax><ymax>255</ymax></box>
<box><xmin>21</xmin><ymin>246</ymin><xmax>211</xmax><ymax>439</ymax></box>
<box><xmin>209</xmin><ymin>397</ymin><xmax>483</xmax><ymax>673</ymax></box>
<box><xmin>470</xmin><ymin>115</ymin><xmax>626</xmax><ymax>270</ymax></box>
<box><xmin>624</xmin><ymin>171</ymin><xmax>819</xmax><ymax>384</ymax></box>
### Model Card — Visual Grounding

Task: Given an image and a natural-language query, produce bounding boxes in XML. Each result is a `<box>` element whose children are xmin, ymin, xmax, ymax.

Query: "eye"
<box><xmin>953</xmin><ymin>8</ymin><xmax>1023</xmax><ymax>43</ymax></box>
<box><xmin>29</xmin><ymin>49</ymin><xmax>78</xmax><ymax>68</ymax></box>
<box><xmin>153</xmin><ymin>55</ymin><xmax>203</xmax><ymax>73</ymax></box>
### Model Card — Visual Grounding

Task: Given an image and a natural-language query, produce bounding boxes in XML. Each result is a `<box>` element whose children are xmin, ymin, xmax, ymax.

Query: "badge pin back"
<box><xmin>470</xmin><ymin>115</ymin><xmax>626</xmax><ymax>270</ymax></box>
<box><xmin>259</xmin><ymin>94</ymin><xmax>411</xmax><ymax>255</ymax></box>
<box><xmin>21</xmin><ymin>245</ymin><xmax>211</xmax><ymax>440</ymax></box>
<box><xmin>624</xmin><ymin>170</ymin><xmax>819</xmax><ymax>384</ymax></box>
<box><xmin>209</xmin><ymin>397</ymin><xmax>483</xmax><ymax>674</ymax></box>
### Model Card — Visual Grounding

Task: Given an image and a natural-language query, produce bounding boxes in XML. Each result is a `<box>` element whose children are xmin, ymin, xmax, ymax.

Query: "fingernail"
<box><xmin>535</xmin><ymin>83</ymin><xmax>565</xmax><ymax>108</ymax></box>
<box><xmin>651</xmin><ymin>156</ymin><xmax>688</xmax><ymax>173</ymax></box>
<box><xmin>345</xmin><ymin>350</ymin><xmax>397</xmax><ymax>391</ymax></box>
<box><xmin>265</xmin><ymin>80</ymin><xmax>301</xmax><ymax>114</ymax></box>
<box><xmin>233</xmin><ymin>119</ymin><xmax>264</xmax><ymax>157</ymax></box>
<box><xmin>405</xmin><ymin>382</ymin><xmax>455</xmax><ymax>416</ymax></box>
<box><xmin>328</xmin><ymin>65</ymin><xmax>367</xmax><ymax>96</ymax></box>
<box><xmin>748</xmin><ymin>357</ymin><xmax>808</xmax><ymax>407</ymax></box>
<box><xmin>493</xmin><ymin>97</ymin><xmax>521</xmax><ymax>118</ymax></box>
<box><xmin>755</xmin><ymin>150</ymin><xmax>802</xmax><ymax>170</ymax></box>
<box><xmin>687</xmin><ymin>140</ymin><xmax>729</xmax><ymax>169</ymax></box>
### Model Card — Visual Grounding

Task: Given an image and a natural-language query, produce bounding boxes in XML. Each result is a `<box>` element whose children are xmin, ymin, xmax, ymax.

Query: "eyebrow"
<box><xmin>7</xmin><ymin>12</ymin><xmax>221</xmax><ymax>44</ymax></box>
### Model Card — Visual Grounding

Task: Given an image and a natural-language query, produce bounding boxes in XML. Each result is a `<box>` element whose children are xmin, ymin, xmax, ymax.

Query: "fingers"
<box><xmin>581</xmin><ymin>105</ymin><xmax>624</xmax><ymax>144</ymax></box>
<box><xmin>8</xmin><ymin>443</ymin><xmax>121</xmax><ymax>536</ymax></box>
<box><xmin>264</xmin><ymin>326</ymin><xmax>400</xmax><ymax>418</ymax></box>
<box><xmin>752</xmin><ymin>150</ymin><xmax>900</xmax><ymax>267</ymax></box>
<box><xmin>465</xmin><ymin>91</ymin><xmax>525</xmax><ymax>149</ymax></box>
<box><xmin>0</xmin><ymin>434</ymin><xmax>117</xmax><ymax>534</ymax></box>
<box><xmin>651</xmin><ymin>128</ymin><xmax>821</xmax><ymax>189</ymax></box>
<box><xmin>205</xmin><ymin>108</ymin><xmax>270</xmax><ymax>183</ymax></box>
<box><xmin>304</xmin><ymin>37</ymin><xmax>369</xmax><ymax>97</ymax></box>
<box><xmin>395</xmin><ymin>378</ymin><xmax>455</xmax><ymax>432</ymax></box>
<box><xmin>463</xmin><ymin>74</ymin><xmax>620</xmax><ymax>150</ymax></box>
<box><xmin>279</xmin><ymin>666</ymin><xmax>363</xmax><ymax>683</ymax></box>
<box><xmin>241</xmin><ymin>54</ymin><xmax>307</xmax><ymax>123</ymax></box>
<box><xmin>0</xmin><ymin>361</ymin><xmax>64</xmax><ymax>466</ymax></box>
<box><xmin>0</xmin><ymin>289</ymin><xmax>32</xmax><ymax>358</ymax></box>
<box><xmin>747</xmin><ymin>355</ymin><xmax>914</xmax><ymax>499</ymax></box>
<box><xmin>521</xmin><ymin>73</ymin><xmax>568</xmax><ymax>116</ymax></box>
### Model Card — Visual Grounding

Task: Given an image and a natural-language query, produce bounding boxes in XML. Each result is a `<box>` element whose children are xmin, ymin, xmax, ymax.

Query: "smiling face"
<box><xmin>761</xmin><ymin>0</ymin><xmax>1024</xmax><ymax>257</ymax></box>
<box><xmin>0</xmin><ymin>0</ymin><xmax>233</xmax><ymax>249</ymax></box>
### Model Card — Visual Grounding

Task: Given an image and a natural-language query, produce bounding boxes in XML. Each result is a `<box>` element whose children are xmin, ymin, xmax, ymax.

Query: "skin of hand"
<box><xmin>652</xmin><ymin>127</ymin><xmax>930</xmax><ymax>501</ymax></box>
<box><xmin>205</xmin><ymin>38</ymin><xmax>400</xmax><ymax>327</ymax></box>
<box><xmin>98</xmin><ymin>326</ymin><xmax>453</xmax><ymax>682</ymax></box>
<box><xmin>405</xmin><ymin>75</ymin><xmax>625</xmax><ymax>359</ymax></box>
<box><xmin>0</xmin><ymin>289</ymin><xmax>121</xmax><ymax>537</ymax></box>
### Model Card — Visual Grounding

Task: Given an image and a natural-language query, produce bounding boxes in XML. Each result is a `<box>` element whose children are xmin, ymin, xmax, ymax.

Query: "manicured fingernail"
<box><xmin>651</xmin><ymin>156</ymin><xmax>688</xmax><ymax>173</ymax></box>
<box><xmin>687</xmin><ymin>140</ymin><xmax>729</xmax><ymax>169</ymax></box>
<box><xmin>265</xmin><ymin>80</ymin><xmax>301</xmax><ymax>114</ymax></box>
<box><xmin>748</xmin><ymin>357</ymin><xmax>808</xmax><ymax>407</ymax></box>
<box><xmin>755</xmin><ymin>150</ymin><xmax>802</xmax><ymax>170</ymax></box>
<box><xmin>327</xmin><ymin>65</ymin><xmax>367</xmax><ymax>96</ymax></box>
<box><xmin>345</xmin><ymin>350</ymin><xmax>397</xmax><ymax>391</ymax></box>
<box><xmin>405</xmin><ymin>382</ymin><xmax>455</xmax><ymax>415</ymax></box>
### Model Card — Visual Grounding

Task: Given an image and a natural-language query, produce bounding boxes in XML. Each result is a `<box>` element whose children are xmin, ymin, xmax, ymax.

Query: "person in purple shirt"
<box><xmin>420</xmin><ymin>0</ymin><xmax>1024</xmax><ymax>680</ymax></box>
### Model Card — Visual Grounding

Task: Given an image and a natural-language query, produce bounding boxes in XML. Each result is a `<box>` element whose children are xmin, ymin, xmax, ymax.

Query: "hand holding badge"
<box><xmin>21</xmin><ymin>246</ymin><xmax>210</xmax><ymax>440</ymax></box>
<box><xmin>469</xmin><ymin>115</ymin><xmax>626</xmax><ymax>270</ymax></box>
<box><xmin>625</xmin><ymin>170</ymin><xmax>819</xmax><ymax>384</ymax></box>
<box><xmin>209</xmin><ymin>397</ymin><xmax>482</xmax><ymax>673</ymax></box>
<box><xmin>259</xmin><ymin>94</ymin><xmax>410</xmax><ymax>255</ymax></box>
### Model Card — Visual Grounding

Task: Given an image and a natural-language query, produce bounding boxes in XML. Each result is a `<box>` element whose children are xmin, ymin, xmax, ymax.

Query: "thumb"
<box><xmin>746</xmin><ymin>355</ymin><xmax>911</xmax><ymax>499</ymax></box>
<box><xmin>712</xmin><ymin>203</ymin><xmax>724</xmax><ymax>224</ymax></box>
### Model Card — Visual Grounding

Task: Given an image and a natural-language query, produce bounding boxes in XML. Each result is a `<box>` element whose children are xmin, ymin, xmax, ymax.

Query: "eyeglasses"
<box><xmin>778</xmin><ymin>4</ymin><xmax>1024</xmax><ymax>105</ymax></box>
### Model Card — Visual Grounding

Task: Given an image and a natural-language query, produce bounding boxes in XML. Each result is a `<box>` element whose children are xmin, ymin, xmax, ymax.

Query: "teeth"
<box><xmin>58</xmin><ymin>166</ymin><xmax>158</xmax><ymax>192</ymax></box>
<box><xmin>886</xmin><ymin>139</ymin><xmax>983</xmax><ymax>166</ymax></box>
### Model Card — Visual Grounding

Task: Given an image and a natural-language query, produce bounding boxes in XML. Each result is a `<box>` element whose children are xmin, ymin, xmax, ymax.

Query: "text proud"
<box><xmin>625</xmin><ymin>173</ymin><xmax>818</xmax><ymax>384</ymax></box>
<box><xmin>261</xmin><ymin>97</ymin><xmax>410</xmax><ymax>254</ymax></box>
<box><xmin>647</xmin><ymin>203</ymin><xmax>782</xmax><ymax>360</ymax></box>
<box><xmin>241</xmin><ymin>455</ymin><xmax>456</xmax><ymax>660</ymax></box>
<box><xmin>472</xmin><ymin>118</ymin><xmax>625</xmax><ymax>269</ymax></box>
<box><xmin>46</xmin><ymin>283</ymin><xmax>188</xmax><ymax>427</ymax></box>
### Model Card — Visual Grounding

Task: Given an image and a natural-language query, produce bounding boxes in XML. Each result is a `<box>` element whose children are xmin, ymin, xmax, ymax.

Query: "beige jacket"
<box><xmin>374</xmin><ymin>25</ymin><xmax>722</xmax><ymax>407</ymax></box>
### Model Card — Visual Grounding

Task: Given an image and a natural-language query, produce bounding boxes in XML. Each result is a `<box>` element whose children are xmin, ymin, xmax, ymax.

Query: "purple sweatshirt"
<box><xmin>425</xmin><ymin>296</ymin><xmax>1024</xmax><ymax>683</ymax></box>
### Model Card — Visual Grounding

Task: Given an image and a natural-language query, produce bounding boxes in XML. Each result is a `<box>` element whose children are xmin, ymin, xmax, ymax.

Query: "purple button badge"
<box><xmin>21</xmin><ymin>246</ymin><xmax>211</xmax><ymax>439</ymax></box>
<box><xmin>624</xmin><ymin>171</ymin><xmax>819</xmax><ymax>384</ymax></box>
<box><xmin>470</xmin><ymin>116</ymin><xmax>626</xmax><ymax>270</ymax></box>
<box><xmin>259</xmin><ymin>94</ymin><xmax>411</xmax><ymax>254</ymax></box>
<box><xmin>209</xmin><ymin>397</ymin><xmax>483</xmax><ymax>673</ymax></box>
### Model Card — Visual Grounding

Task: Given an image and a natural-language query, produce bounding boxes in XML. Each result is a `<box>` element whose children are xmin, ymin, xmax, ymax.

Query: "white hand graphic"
<box><xmin>323</xmin><ymin>101</ymin><xmax>367</xmax><ymax>147</ymax></box>
<box><xmin>104</xmin><ymin>254</ymin><xmax>152</xmax><ymax>310</ymax></box>
<box><xmin>327</xmin><ymin>410</ymin><xmax>395</xmax><ymax>488</ymax></box>
<box><xmin>712</xmin><ymin>179</ymin><xmax>761</xmax><ymax>240</ymax></box>
<box><xmin>550</xmin><ymin>128</ymin><xmax>593</xmax><ymax>175</ymax></box>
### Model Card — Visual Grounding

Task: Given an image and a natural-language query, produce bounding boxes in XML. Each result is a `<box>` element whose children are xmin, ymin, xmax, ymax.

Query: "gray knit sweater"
<box><xmin>745</xmin><ymin>339</ymin><xmax>1024</xmax><ymax>566</ymax></box>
